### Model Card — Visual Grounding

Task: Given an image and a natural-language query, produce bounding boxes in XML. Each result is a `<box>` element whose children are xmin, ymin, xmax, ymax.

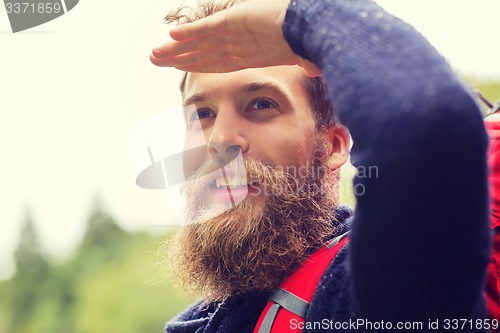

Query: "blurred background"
<box><xmin>0</xmin><ymin>0</ymin><xmax>499</xmax><ymax>332</ymax></box>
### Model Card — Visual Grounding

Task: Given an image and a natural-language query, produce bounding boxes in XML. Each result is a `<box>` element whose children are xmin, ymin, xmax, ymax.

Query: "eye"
<box><xmin>248</xmin><ymin>98</ymin><xmax>277</xmax><ymax>111</ymax></box>
<box><xmin>185</xmin><ymin>108</ymin><xmax>215</xmax><ymax>130</ymax></box>
<box><xmin>187</xmin><ymin>108</ymin><xmax>215</xmax><ymax>123</ymax></box>
<box><xmin>192</xmin><ymin>108</ymin><xmax>215</xmax><ymax>120</ymax></box>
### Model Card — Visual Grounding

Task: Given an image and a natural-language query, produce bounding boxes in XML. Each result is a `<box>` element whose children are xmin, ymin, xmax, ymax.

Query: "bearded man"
<box><xmin>151</xmin><ymin>0</ymin><xmax>492</xmax><ymax>332</ymax></box>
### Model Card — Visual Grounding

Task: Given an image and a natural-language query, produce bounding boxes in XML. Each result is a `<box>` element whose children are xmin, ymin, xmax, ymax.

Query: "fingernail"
<box><xmin>152</xmin><ymin>48</ymin><xmax>165</xmax><ymax>57</ymax></box>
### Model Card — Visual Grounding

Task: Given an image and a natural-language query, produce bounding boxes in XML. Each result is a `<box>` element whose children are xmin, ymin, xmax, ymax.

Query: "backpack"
<box><xmin>254</xmin><ymin>232</ymin><xmax>349</xmax><ymax>333</ymax></box>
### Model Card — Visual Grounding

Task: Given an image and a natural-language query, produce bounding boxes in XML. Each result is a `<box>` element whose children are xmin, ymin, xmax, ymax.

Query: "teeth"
<box><xmin>214</xmin><ymin>176</ymin><xmax>248</xmax><ymax>188</ymax></box>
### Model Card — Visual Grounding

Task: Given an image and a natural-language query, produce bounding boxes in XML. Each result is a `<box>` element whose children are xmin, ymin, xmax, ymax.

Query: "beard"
<box><xmin>163</xmin><ymin>136</ymin><xmax>341</xmax><ymax>302</ymax></box>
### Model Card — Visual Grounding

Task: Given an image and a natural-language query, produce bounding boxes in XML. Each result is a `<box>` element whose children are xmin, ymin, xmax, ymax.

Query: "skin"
<box><xmin>170</xmin><ymin>65</ymin><xmax>351</xmax><ymax>299</ymax></box>
<box><xmin>182</xmin><ymin>65</ymin><xmax>350</xmax><ymax>205</ymax></box>
<box><xmin>150</xmin><ymin>0</ymin><xmax>321</xmax><ymax>76</ymax></box>
<box><xmin>151</xmin><ymin>0</ymin><xmax>347</xmax><ymax>213</ymax></box>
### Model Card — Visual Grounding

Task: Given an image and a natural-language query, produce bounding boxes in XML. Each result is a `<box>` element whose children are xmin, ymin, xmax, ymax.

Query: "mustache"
<box><xmin>184</xmin><ymin>156</ymin><xmax>280</xmax><ymax>186</ymax></box>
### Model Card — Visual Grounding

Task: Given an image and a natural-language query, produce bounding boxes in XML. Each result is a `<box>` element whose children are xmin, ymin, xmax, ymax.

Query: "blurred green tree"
<box><xmin>7</xmin><ymin>210</ymin><xmax>50</xmax><ymax>333</ymax></box>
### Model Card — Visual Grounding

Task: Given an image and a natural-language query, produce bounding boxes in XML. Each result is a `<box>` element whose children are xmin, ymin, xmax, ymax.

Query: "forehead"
<box><xmin>182</xmin><ymin>66</ymin><xmax>310</xmax><ymax>104</ymax></box>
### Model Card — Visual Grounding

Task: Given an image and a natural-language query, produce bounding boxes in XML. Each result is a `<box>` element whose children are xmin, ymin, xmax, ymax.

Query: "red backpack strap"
<box><xmin>254</xmin><ymin>232</ymin><xmax>349</xmax><ymax>333</ymax></box>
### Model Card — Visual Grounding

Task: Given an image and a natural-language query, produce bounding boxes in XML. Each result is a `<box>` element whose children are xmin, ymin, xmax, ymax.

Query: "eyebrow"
<box><xmin>182</xmin><ymin>81</ymin><xmax>291</xmax><ymax>107</ymax></box>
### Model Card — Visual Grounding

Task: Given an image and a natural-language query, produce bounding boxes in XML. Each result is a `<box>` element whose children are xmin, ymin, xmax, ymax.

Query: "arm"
<box><xmin>283</xmin><ymin>0</ymin><xmax>489</xmax><ymax>321</ymax></box>
<box><xmin>151</xmin><ymin>0</ymin><xmax>490</xmax><ymax>321</ymax></box>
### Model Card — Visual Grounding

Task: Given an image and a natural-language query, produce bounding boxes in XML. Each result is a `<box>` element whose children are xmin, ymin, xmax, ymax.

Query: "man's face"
<box><xmin>166</xmin><ymin>66</ymin><xmax>347</xmax><ymax>301</ymax></box>
<box><xmin>182</xmin><ymin>66</ymin><xmax>320</xmax><ymax>215</ymax></box>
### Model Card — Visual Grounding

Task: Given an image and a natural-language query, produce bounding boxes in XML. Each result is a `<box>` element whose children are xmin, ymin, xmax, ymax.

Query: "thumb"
<box><xmin>299</xmin><ymin>59</ymin><xmax>322</xmax><ymax>78</ymax></box>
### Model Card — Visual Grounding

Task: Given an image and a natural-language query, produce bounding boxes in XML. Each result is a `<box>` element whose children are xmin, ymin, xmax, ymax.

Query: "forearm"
<box><xmin>284</xmin><ymin>0</ymin><xmax>489</xmax><ymax>321</ymax></box>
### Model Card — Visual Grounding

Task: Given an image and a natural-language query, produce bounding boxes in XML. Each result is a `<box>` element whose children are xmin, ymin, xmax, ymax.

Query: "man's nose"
<box><xmin>207</xmin><ymin>113</ymin><xmax>249</xmax><ymax>167</ymax></box>
<box><xmin>207</xmin><ymin>142</ymin><xmax>241</xmax><ymax>168</ymax></box>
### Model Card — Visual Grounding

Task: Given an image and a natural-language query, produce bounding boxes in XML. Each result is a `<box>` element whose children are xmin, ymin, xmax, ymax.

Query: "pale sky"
<box><xmin>1</xmin><ymin>0</ymin><xmax>499</xmax><ymax>280</ymax></box>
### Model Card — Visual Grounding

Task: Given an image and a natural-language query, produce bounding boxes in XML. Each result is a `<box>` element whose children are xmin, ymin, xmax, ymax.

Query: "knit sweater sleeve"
<box><xmin>283</xmin><ymin>0</ymin><xmax>489</xmax><ymax>322</ymax></box>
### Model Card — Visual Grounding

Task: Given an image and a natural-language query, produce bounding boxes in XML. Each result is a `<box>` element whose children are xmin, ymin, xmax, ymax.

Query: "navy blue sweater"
<box><xmin>166</xmin><ymin>0</ymin><xmax>490</xmax><ymax>331</ymax></box>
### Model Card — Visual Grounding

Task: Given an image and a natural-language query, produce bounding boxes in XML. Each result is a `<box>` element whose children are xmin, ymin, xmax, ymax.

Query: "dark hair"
<box><xmin>165</xmin><ymin>0</ymin><xmax>336</xmax><ymax>129</ymax></box>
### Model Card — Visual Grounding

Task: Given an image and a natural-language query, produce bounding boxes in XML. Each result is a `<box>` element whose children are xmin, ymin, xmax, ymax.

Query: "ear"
<box><xmin>323</xmin><ymin>125</ymin><xmax>350</xmax><ymax>170</ymax></box>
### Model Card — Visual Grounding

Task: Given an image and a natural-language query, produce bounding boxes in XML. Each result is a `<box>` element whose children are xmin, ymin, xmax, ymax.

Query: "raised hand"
<box><xmin>150</xmin><ymin>0</ymin><xmax>320</xmax><ymax>76</ymax></box>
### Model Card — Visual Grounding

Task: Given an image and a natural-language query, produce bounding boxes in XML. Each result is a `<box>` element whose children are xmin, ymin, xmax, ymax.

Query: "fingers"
<box><xmin>149</xmin><ymin>0</ymin><xmax>300</xmax><ymax>72</ymax></box>
<box><xmin>301</xmin><ymin>60</ymin><xmax>322</xmax><ymax>78</ymax></box>
<box><xmin>153</xmin><ymin>33</ymin><xmax>229</xmax><ymax>59</ymax></box>
<box><xmin>174</xmin><ymin>58</ymin><xmax>245</xmax><ymax>73</ymax></box>
<box><xmin>150</xmin><ymin>46</ymin><xmax>232</xmax><ymax>68</ymax></box>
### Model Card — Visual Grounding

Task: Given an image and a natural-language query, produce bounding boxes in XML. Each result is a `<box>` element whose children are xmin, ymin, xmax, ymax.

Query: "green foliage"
<box><xmin>7</xmin><ymin>213</ymin><xmax>51</xmax><ymax>333</ymax></box>
<box><xmin>0</xmin><ymin>207</ymin><xmax>193</xmax><ymax>333</ymax></box>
